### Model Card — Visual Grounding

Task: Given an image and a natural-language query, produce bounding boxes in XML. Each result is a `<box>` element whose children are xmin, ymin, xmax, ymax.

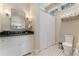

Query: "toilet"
<box><xmin>63</xmin><ymin>35</ymin><xmax>73</xmax><ymax>56</ymax></box>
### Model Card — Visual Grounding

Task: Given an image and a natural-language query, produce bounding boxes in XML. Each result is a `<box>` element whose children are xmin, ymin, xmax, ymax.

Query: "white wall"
<box><xmin>30</xmin><ymin>4</ymin><xmax>40</xmax><ymax>53</ymax></box>
<box><xmin>53</xmin><ymin>4</ymin><xmax>79</xmax><ymax>51</ymax></box>
<box><xmin>55</xmin><ymin>4</ymin><xmax>79</xmax><ymax>43</ymax></box>
<box><xmin>0</xmin><ymin>3</ymin><xmax>30</xmax><ymax>31</ymax></box>
<box><xmin>0</xmin><ymin>15</ymin><xmax>2</xmax><ymax>32</ymax></box>
<box><xmin>30</xmin><ymin>4</ymin><xmax>56</xmax><ymax>53</ymax></box>
<box><xmin>0</xmin><ymin>3</ymin><xmax>34</xmax><ymax>56</ymax></box>
<box><xmin>1</xmin><ymin>15</ymin><xmax>11</xmax><ymax>31</ymax></box>
<box><xmin>60</xmin><ymin>20</ymin><xmax>79</xmax><ymax>48</ymax></box>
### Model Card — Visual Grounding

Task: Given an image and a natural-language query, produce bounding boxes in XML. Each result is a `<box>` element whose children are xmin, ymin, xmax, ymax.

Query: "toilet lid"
<box><xmin>63</xmin><ymin>42</ymin><xmax>72</xmax><ymax>47</ymax></box>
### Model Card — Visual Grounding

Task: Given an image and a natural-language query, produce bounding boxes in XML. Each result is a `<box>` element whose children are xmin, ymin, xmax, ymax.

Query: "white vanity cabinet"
<box><xmin>19</xmin><ymin>35</ymin><xmax>34</xmax><ymax>55</ymax></box>
<box><xmin>0</xmin><ymin>35</ymin><xmax>34</xmax><ymax>56</ymax></box>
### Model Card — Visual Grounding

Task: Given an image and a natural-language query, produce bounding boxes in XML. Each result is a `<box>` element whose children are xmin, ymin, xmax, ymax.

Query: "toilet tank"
<box><xmin>64</xmin><ymin>35</ymin><xmax>73</xmax><ymax>43</ymax></box>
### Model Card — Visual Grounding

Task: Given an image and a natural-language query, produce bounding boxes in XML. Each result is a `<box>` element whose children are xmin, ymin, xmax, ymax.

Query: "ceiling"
<box><xmin>0</xmin><ymin>3</ymin><xmax>63</xmax><ymax>12</ymax></box>
<box><xmin>40</xmin><ymin>3</ymin><xmax>63</xmax><ymax>14</ymax></box>
<box><xmin>0</xmin><ymin>3</ymin><xmax>66</xmax><ymax>15</ymax></box>
<box><xmin>39</xmin><ymin>3</ymin><xmax>50</xmax><ymax>8</ymax></box>
<box><xmin>2</xmin><ymin>3</ymin><xmax>30</xmax><ymax>10</ymax></box>
<box><xmin>0</xmin><ymin>3</ymin><xmax>31</xmax><ymax>16</ymax></box>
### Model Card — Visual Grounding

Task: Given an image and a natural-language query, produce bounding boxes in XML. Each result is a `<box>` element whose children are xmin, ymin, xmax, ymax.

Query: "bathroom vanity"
<box><xmin>0</xmin><ymin>31</ymin><xmax>34</xmax><ymax>56</ymax></box>
<box><xmin>0</xmin><ymin>6</ymin><xmax>34</xmax><ymax>56</ymax></box>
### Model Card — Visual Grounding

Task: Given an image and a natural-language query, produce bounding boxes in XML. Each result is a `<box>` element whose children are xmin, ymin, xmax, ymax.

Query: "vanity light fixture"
<box><xmin>25</xmin><ymin>16</ymin><xmax>32</xmax><ymax>30</ymax></box>
<box><xmin>0</xmin><ymin>8</ymin><xmax>3</xmax><ymax>14</ymax></box>
<box><xmin>5</xmin><ymin>13</ymin><xmax>9</xmax><ymax>16</ymax></box>
<box><xmin>4</xmin><ymin>9</ymin><xmax>11</xmax><ymax>17</ymax></box>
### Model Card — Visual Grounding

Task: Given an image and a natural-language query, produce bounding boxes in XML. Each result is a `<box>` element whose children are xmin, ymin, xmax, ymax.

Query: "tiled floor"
<box><xmin>27</xmin><ymin>44</ymin><xmax>66</xmax><ymax>56</ymax></box>
<box><xmin>28</xmin><ymin>44</ymin><xmax>78</xmax><ymax>56</ymax></box>
<box><xmin>36</xmin><ymin>44</ymin><xmax>64</xmax><ymax>56</ymax></box>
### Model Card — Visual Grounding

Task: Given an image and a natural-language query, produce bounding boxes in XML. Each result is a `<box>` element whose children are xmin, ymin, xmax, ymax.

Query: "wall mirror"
<box><xmin>10</xmin><ymin>9</ymin><xmax>26</xmax><ymax>31</ymax></box>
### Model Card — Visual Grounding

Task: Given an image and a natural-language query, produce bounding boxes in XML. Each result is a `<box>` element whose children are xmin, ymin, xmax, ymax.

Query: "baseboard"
<box><xmin>23</xmin><ymin>52</ymin><xmax>32</xmax><ymax>56</ymax></box>
<box><xmin>55</xmin><ymin>42</ymin><xmax>58</xmax><ymax>44</ymax></box>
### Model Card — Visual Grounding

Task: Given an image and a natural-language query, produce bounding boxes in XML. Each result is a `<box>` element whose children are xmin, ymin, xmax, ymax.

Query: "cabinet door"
<box><xmin>20</xmin><ymin>35</ymin><xmax>34</xmax><ymax>55</ymax></box>
<box><xmin>10</xmin><ymin>35</ymin><xmax>34</xmax><ymax>56</ymax></box>
<box><xmin>0</xmin><ymin>35</ymin><xmax>34</xmax><ymax>56</ymax></box>
<box><xmin>0</xmin><ymin>37</ymin><xmax>21</xmax><ymax>56</ymax></box>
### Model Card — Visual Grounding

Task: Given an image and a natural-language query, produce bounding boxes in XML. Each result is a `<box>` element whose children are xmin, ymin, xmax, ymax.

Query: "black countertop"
<box><xmin>0</xmin><ymin>31</ymin><xmax>34</xmax><ymax>37</ymax></box>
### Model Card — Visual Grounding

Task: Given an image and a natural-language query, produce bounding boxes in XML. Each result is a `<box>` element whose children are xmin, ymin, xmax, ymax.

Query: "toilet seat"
<box><xmin>63</xmin><ymin>42</ymin><xmax>72</xmax><ymax>47</ymax></box>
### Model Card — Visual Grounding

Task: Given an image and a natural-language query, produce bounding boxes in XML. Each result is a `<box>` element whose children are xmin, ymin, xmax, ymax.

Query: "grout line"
<box><xmin>57</xmin><ymin>50</ymin><xmax>64</xmax><ymax>56</ymax></box>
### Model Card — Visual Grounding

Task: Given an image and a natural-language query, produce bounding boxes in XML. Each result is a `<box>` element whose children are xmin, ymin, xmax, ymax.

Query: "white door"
<box><xmin>48</xmin><ymin>14</ymin><xmax>55</xmax><ymax>46</ymax></box>
<box><xmin>39</xmin><ymin>10</ymin><xmax>55</xmax><ymax>49</ymax></box>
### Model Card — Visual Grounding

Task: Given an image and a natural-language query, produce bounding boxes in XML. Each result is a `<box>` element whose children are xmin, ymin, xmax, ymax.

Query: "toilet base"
<box><xmin>63</xmin><ymin>46</ymin><xmax>73</xmax><ymax>56</ymax></box>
